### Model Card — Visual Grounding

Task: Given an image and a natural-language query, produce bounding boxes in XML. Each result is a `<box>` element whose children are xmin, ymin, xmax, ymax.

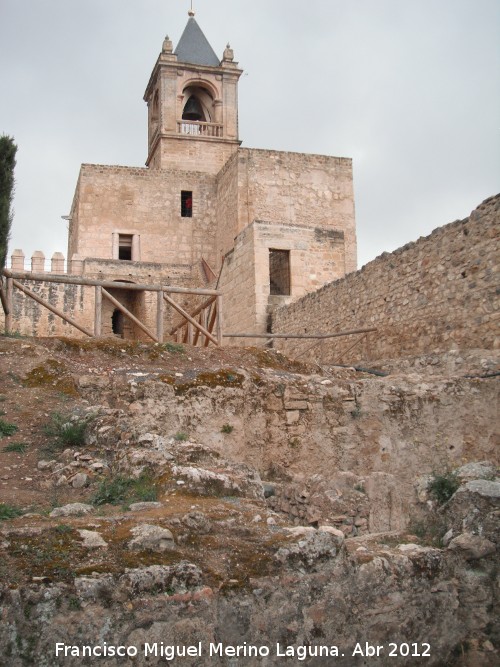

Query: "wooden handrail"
<box><xmin>2</xmin><ymin>269</ymin><xmax>221</xmax><ymax>296</ymax></box>
<box><xmin>223</xmin><ymin>328</ymin><xmax>377</xmax><ymax>340</ymax></box>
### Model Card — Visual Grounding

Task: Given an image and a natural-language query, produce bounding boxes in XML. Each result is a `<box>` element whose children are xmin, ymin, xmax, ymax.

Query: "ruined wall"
<box><xmin>273</xmin><ymin>195</ymin><xmax>500</xmax><ymax>362</ymax></box>
<box><xmin>68</xmin><ymin>164</ymin><xmax>219</xmax><ymax>271</ymax></box>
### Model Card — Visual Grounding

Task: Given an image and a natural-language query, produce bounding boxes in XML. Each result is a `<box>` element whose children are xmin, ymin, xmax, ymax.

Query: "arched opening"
<box><xmin>181</xmin><ymin>84</ymin><xmax>214</xmax><ymax>123</ymax></box>
<box><xmin>111</xmin><ymin>309</ymin><xmax>124</xmax><ymax>336</ymax></box>
<box><xmin>101</xmin><ymin>281</ymin><xmax>148</xmax><ymax>341</ymax></box>
<box><xmin>151</xmin><ymin>90</ymin><xmax>159</xmax><ymax>123</ymax></box>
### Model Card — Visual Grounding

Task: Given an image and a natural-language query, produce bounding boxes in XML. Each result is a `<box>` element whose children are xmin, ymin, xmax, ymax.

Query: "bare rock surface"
<box><xmin>49</xmin><ymin>503</ymin><xmax>94</xmax><ymax>517</ymax></box>
<box><xmin>465</xmin><ymin>479</ymin><xmax>500</xmax><ymax>498</ymax></box>
<box><xmin>77</xmin><ymin>529</ymin><xmax>108</xmax><ymax>549</ymax></box>
<box><xmin>128</xmin><ymin>524</ymin><xmax>175</xmax><ymax>552</ymax></box>
<box><xmin>128</xmin><ymin>501</ymin><xmax>162</xmax><ymax>512</ymax></box>
<box><xmin>0</xmin><ymin>337</ymin><xmax>498</xmax><ymax>665</ymax></box>
<box><xmin>448</xmin><ymin>533</ymin><xmax>496</xmax><ymax>560</ymax></box>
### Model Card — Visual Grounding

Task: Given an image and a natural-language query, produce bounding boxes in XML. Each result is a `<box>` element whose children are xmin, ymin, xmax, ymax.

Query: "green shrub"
<box><xmin>174</xmin><ymin>431</ymin><xmax>188</xmax><ymax>442</ymax></box>
<box><xmin>428</xmin><ymin>471</ymin><xmax>460</xmax><ymax>505</ymax></box>
<box><xmin>0</xmin><ymin>503</ymin><xmax>23</xmax><ymax>520</ymax></box>
<box><xmin>221</xmin><ymin>424</ymin><xmax>234</xmax><ymax>434</ymax></box>
<box><xmin>0</xmin><ymin>419</ymin><xmax>18</xmax><ymax>437</ymax></box>
<box><xmin>43</xmin><ymin>413</ymin><xmax>92</xmax><ymax>449</ymax></box>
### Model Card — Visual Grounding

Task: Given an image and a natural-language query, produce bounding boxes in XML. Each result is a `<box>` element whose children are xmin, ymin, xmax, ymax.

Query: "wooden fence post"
<box><xmin>157</xmin><ymin>290</ymin><xmax>164</xmax><ymax>343</ymax></box>
<box><xmin>5</xmin><ymin>278</ymin><xmax>13</xmax><ymax>333</ymax></box>
<box><xmin>94</xmin><ymin>286</ymin><xmax>102</xmax><ymax>337</ymax></box>
<box><xmin>216</xmin><ymin>294</ymin><xmax>223</xmax><ymax>346</ymax></box>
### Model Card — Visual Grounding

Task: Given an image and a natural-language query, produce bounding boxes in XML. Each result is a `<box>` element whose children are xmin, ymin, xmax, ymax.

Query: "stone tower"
<box><xmin>144</xmin><ymin>11</ymin><xmax>243</xmax><ymax>173</ymax></box>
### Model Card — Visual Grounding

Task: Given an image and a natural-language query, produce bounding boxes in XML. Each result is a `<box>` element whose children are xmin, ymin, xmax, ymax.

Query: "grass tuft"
<box><xmin>163</xmin><ymin>342</ymin><xmax>185</xmax><ymax>354</ymax></box>
<box><xmin>0</xmin><ymin>419</ymin><xmax>18</xmax><ymax>437</ymax></box>
<box><xmin>0</xmin><ymin>503</ymin><xmax>24</xmax><ymax>520</ymax></box>
<box><xmin>3</xmin><ymin>442</ymin><xmax>28</xmax><ymax>453</ymax></box>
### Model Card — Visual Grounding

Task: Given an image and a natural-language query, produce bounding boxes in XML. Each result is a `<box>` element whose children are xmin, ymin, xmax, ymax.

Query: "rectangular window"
<box><xmin>269</xmin><ymin>249</ymin><xmax>291</xmax><ymax>295</ymax></box>
<box><xmin>118</xmin><ymin>234</ymin><xmax>133</xmax><ymax>261</ymax></box>
<box><xmin>181</xmin><ymin>190</ymin><xmax>193</xmax><ymax>217</ymax></box>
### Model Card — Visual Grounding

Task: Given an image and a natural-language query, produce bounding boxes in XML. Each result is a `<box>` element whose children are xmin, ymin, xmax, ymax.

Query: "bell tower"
<box><xmin>144</xmin><ymin>11</ymin><xmax>243</xmax><ymax>173</ymax></box>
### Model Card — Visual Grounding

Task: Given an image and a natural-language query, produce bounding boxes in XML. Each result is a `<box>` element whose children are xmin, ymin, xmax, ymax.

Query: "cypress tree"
<box><xmin>0</xmin><ymin>135</ymin><xmax>18</xmax><ymax>271</ymax></box>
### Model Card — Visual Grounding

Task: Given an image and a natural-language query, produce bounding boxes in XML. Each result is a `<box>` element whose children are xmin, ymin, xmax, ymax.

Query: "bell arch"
<box><xmin>181</xmin><ymin>81</ymin><xmax>218</xmax><ymax>123</ymax></box>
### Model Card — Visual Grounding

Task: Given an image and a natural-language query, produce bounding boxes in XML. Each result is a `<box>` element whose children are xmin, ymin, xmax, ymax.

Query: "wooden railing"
<box><xmin>1</xmin><ymin>269</ymin><xmax>223</xmax><ymax>347</ymax></box>
<box><xmin>177</xmin><ymin>121</ymin><xmax>223</xmax><ymax>138</ymax></box>
<box><xmin>169</xmin><ymin>294</ymin><xmax>221</xmax><ymax>347</ymax></box>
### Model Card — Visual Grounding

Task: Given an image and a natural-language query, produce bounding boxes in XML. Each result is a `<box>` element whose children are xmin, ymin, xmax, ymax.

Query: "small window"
<box><xmin>118</xmin><ymin>234</ymin><xmax>133</xmax><ymax>261</ymax></box>
<box><xmin>181</xmin><ymin>191</ymin><xmax>193</xmax><ymax>218</ymax></box>
<box><xmin>269</xmin><ymin>249</ymin><xmax>291</xmax><ymax>296</ymax></box>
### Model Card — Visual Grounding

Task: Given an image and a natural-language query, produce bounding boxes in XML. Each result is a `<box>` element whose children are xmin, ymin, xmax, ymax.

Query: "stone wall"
<box><xmin>272</xmin><ymin>195</ymin><xmax>500</xmax><ymax>363</ymax></box>
<box><xmin>68</xmin><ymin>164</ymin><xmax>220</xmax><ymax>271</ymax></box>
<box><xmin>218</xmin><ymin>225</ymin><xmax>257</xmax><ymax>344</ymax></box>
<box><xmin>219</xmin><ymin>220</ymin><xmax>348</xmax><ymax>343</ymax></box>
<box><xmin>237</xmin><ymin>149</ymin><xmax>356</xmax><ymax>274</ymax></box>
<box><xmin>4</xmin><ymin>281</ymin><xmax>91</xmax><ymax>339</ymax></box>
<box><xmin>154</xmin><ymin>136</ymin><xmax>239</xmax><ymax>174</ymax></box>
<box><xmin>215</xmin><ymin>151</ymin><xmax>240</xmax><ymax>261</ymax></box>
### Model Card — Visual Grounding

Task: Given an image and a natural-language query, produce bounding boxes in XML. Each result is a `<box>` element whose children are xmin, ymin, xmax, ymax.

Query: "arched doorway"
<box><xmin>111</xmin><ymin>309</ymin><xmax>124</xmax><ymax>336</ymax></box>
<box><xmin>101</xmin><ymin>281</ymin><xmax>147</xmax><ymax>340</ymax></box>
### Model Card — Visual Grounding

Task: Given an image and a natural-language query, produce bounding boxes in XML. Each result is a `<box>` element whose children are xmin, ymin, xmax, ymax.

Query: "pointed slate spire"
<box><xmin>174</xmin><ymin>16</ymin><xmax>220</xmax><ymax>67</ymax></box>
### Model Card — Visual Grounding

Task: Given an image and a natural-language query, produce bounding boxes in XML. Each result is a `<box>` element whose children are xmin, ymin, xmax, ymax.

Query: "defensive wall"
<box><xmin>272</xmin><ymin>194</ymin><xmax>500</xmax><ymax>363</ymax></box>
<box><xmin>0</xmin><ymin>254</ymin><xmax>194</xmax><ymax>341</ymax></box>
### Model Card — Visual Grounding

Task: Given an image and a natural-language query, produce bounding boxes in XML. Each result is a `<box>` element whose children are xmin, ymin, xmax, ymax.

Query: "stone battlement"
<box><xmin>9</xmin><ymin>250</ymin><xmax>67</xmax><ymax>274</ymax></box>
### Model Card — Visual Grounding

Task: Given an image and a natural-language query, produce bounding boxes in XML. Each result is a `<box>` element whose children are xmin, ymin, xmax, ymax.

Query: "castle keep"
<box><xmin>61</xmin><ymin>13</ymin><xmax>356</xmax><ymax>341</ymax></box>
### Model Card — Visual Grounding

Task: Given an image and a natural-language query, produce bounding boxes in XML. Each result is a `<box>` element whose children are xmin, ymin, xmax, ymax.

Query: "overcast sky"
<box><xmin>1</xmin><ymin>0</ymin><xmax>499</xmax><ymax>269</ymax></box>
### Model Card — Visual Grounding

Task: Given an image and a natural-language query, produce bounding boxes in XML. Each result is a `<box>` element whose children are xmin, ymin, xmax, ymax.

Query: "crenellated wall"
<box><xmin>272</xmin><ymin>195</ymin><xmax>500</xmax><ymax>363</ymax></box>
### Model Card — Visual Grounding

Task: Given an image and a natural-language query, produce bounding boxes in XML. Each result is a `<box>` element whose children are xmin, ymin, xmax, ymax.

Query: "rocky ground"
<box><xmin>0</xmin><ymin>334</ymin><xmax>498</xmax><ymax>666</ymax></box>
